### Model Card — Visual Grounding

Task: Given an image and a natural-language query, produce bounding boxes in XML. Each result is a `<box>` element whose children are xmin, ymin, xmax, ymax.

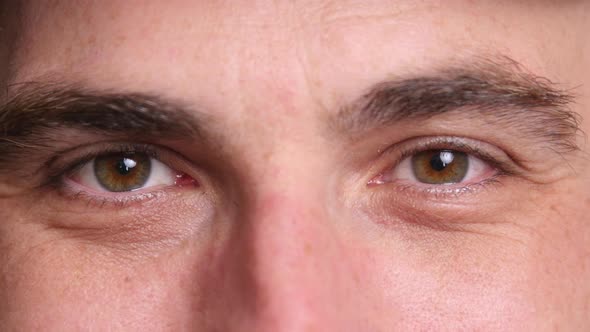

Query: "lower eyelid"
<box><xmin>58</xmin><ymin>177</ymin><xmax>174</xmax><ymax>209</ymax></box>
<box><xmin>358</xmin><ymin>173</ymin><xmax>510</xmax><ymax>232</ymax></box>
<box><xmin>375</xmin><ymin>176</ymin><xmax>505</xmax><ymax>204</ymax></box>
<box><xmin>63</xmin><ymin>175</ymin><xmax>161</xmax><ymax>198</ymax></box>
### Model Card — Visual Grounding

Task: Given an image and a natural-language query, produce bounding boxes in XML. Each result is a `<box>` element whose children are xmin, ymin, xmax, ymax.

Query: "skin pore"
<box><xmin>0</xmin><ymin>1</ymin><xmax>589</xmax><ymax>331</ymax></box>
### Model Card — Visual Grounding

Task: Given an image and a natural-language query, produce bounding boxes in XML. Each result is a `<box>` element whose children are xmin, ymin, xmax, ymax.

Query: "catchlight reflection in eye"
<box><xmin>412</xmin><ymin>150</ymin><xmax>469</xmax><ymax>184</ymax></box>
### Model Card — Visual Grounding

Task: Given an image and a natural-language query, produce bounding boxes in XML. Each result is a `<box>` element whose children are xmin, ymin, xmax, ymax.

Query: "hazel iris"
<box><xmin>411</xmin><ymin>150</ymin><xmax>468</xmax><ymax>184</ymax></box>
<box><xmin>94</xmin><ymin>153</ymin><xmax>151</xmax><ymax>192</ymax></box>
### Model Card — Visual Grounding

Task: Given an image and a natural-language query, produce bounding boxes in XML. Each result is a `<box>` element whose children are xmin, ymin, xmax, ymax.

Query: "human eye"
<box><xmin>375</xmin><ymin>149</ymin><xmax>495</xmax><ymax>186</ymax></box>
<box><xmin>368</xmin><ymin>136</ymin><xmax>516</xmax><ymax>198</ymax></box>
<box><xmin>50</xmin><ymin>143</ymin><xmax>198</xmax><ymax>206</ymax></box>
<box><xmin>72</xmin><ymin>153</ymin><xmax>181</xmax><ymax>192</ymax></box>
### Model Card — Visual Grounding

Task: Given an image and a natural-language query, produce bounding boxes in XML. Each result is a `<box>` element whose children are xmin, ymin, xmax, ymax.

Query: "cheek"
<box><xmin>525</xmin><ymin>195</ymin><xmax>590</xmax><ymax>326</ymax></box>
<box><xmin>0</xmin><ymin>237</ymin><xmax>215</xmax><ymax>331</ymax></box>
<box><xmin>348</xmin><ymin>231</ymin><xmax>538</xmax><ymax>330</ymax></box>
<box><xmin>0</xmin><ymin>193</ymin><xmax>222</xmax><ymax>330</ymax></box>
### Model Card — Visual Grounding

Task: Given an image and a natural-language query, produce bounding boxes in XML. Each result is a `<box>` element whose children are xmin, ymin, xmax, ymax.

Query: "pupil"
<box><xmin>116</xmin><ymin>157</ymin><xmax>136</xmax><ymax>176</ymax></box>
<box><xmin>430</xmin><ymin>151</ymin><xmax>454</xmax><ymax>172</ymax></box>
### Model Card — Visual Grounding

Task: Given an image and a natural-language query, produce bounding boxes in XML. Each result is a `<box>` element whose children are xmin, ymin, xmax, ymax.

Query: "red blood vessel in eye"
<box><xmin>175</xmin><ymin>173</ymin><xmax>198</xmax><ymax>187</ymax></box>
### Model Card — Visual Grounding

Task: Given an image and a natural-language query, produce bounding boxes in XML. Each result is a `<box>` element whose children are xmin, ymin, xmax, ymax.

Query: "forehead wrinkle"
<box><xmin>0</xmin><ymin>0</ymin><xmax>23</xmax><ymax>91</ymax></box>
<box><xmin>309</xmin><ymin>0</ymin><xmax>424</xmax><ymax>25</ymax></box>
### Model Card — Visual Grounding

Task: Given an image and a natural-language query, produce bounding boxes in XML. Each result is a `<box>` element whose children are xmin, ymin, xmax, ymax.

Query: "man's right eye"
<box><xmin>70</xmin><ymin>153</ymin><xmax>180</xmax><ymax>192</ymax></box>
<box><xmin>55</xmin><ymin>144</ymin><xmax>199</xmax><ymax>203</ymax></box>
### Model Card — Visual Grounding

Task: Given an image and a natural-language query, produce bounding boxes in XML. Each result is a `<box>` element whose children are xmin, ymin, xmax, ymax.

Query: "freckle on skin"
<box><xmin>180</xmin><ymin>238</ymin><xmax>191</xmax><ymax>250</ymax></box>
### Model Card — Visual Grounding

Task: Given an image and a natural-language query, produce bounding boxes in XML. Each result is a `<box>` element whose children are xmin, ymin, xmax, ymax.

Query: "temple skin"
<box><xmin>0</xmin><ymin>1</ymin><xmax>589</xmax><ymax>331</ymax></box>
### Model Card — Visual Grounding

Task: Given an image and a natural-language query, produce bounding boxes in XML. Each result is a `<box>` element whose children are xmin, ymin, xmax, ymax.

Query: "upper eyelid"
<box><xmin>375</xmin><ymin>136</ymin><xmax>519</xmax><ymax>176</ymax></box>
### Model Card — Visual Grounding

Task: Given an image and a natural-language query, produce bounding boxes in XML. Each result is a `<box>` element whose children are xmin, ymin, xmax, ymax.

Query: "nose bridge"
<box><xmin>204</xmin><ymin>178</ymin><xmax>357</xmax><ymax>332</ymax></box>
<box><xmin>199</xmin><ymin>79</ymin><xmax>359</xmax><ymax>328</ymax></box>
<box><xmin>243</xmin><ymin>191</ymin><xmax>339</xmax><ymax>329</ymax></box>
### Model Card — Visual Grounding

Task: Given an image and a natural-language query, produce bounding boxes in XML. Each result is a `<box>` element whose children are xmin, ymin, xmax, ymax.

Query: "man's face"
<box><xmin>0</xmin><ymin>1</ymin><xmax>589</xmax><ymax>330</ymax></box>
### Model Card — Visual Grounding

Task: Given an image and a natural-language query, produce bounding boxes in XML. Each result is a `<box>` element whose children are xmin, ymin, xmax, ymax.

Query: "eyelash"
<box><xmin>47</xmin><ymin>143</ymin><xmax>159</xmax><ymax>180</ymax></box>
<box><xmin>369</xmin><ymin>136</ymin><xmax>515</xmax><ymax>198</ymax></box>
<box><xmin>44</xmin><ymin>143</ymin><xmax>182</xmax><ymax>208</ymax></box>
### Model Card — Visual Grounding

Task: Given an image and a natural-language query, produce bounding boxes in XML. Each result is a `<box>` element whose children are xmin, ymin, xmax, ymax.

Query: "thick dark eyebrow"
<box><xmin>0</xmin><ymin>83</ymin><xmax>205</xmax><ymax>165</ymax></box>
<box><xmin>335</xmin><ymin>56</ymin><xmax>581</xmax><ymax>152</ymax></box>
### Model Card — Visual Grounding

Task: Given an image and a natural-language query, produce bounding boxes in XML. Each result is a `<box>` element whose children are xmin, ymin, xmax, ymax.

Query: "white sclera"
<box><xmin>74</xmin><ymin>157</ymin><xmax>178</xmax><ymax>192</ymax></box>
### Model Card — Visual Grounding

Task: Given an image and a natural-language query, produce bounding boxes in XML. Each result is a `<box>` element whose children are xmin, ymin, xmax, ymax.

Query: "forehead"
<box><xmin>8</xmin><ymin>1</ymin><xmax>579</xmax><ymax>116</ymax></box>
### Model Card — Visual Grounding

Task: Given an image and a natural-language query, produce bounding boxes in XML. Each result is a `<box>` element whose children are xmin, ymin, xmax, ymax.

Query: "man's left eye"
<box><xmin>71</xmin><ymin>153</ymin><xmax>180</xmax><ymax>192</ymax></box>
<box><xmin>378</xmin><ymin>149</ymin><xmax>496</xmax><ymax>186</ymax></box>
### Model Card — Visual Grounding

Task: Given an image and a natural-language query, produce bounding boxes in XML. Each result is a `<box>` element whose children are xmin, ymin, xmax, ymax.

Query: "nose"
<box><xmin>202</xmin><ymin>189</ymin><xmax>362</xmax><ymax>332</ymax></box>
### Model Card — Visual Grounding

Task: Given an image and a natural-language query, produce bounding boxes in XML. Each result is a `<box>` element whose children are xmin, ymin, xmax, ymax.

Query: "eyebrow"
<box><xmin>335</xmin><ymin>56</ymin><xmax>580</xmax><ymax>152</ymax></box>
<box><xmin>0</xmin><ymin>83</ymin><xmax>206</xmax><ymax>164</ymax></box>
<box><xmin>0</xmin><ymin>83</ymin><xmax>203</xmax><ymax>137</ymax></box>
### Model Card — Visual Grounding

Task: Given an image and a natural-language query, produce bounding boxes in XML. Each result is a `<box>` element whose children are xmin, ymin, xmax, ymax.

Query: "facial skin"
<box><xmin>0</xmin><ymin>1</ymin><xmax>589</xmax><ymax>331</ymax></box>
